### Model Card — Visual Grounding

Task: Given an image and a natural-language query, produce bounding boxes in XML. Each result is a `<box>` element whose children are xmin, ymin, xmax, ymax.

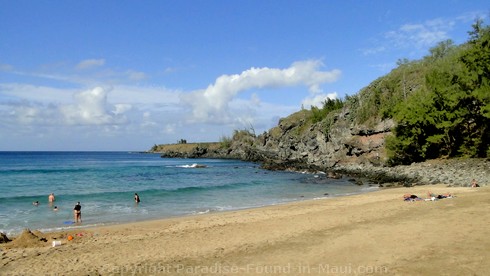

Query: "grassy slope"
<box><xmin>152</xmin><ymin>142</ymin><xmax>221</xmax><ymax>153</ymax></box>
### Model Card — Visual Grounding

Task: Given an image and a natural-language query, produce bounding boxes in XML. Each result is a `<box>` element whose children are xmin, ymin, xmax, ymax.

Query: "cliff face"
<box><xmin>202</xmin><ymin>106</ymin><xmax>393</xmax><ymax>175</ymax></box>
<box><xmin>157</xmin><ymin>107</ymin><xmax>397</xmax><ymax>175</ymax></box>
<box><xmin>154</xmin><ymin>106</ymin><xmax>490</xmax><ymax>186</ymax></box>
<box><xmin>249</xmin><ymin>109</ymin><xmax>395</xmax><ymax>171</ymax></box>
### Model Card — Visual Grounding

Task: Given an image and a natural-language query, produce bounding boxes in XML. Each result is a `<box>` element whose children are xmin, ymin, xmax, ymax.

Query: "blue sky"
<box><xmin>0</xmin><ymin>1</ymin><xmax>488</xmax><ymax>151</ymax></box>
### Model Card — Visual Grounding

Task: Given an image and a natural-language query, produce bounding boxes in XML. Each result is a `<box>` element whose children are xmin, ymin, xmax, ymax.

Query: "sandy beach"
<box><xmin>1</xmin><ymin>184</ymin><xmax>489</xmax><ymax>275</ymax></box>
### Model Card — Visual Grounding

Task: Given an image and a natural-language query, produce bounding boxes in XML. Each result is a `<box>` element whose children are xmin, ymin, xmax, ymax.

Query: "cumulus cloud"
<box><xmin>181</xmin><ymin>60</ymin><xmax>341</xmax><ymax>123</ymax></box>
<box><xmin>76</xmin><ymin>59</ymin><xmax>106</xmax><ymax>70</ymax></box>
<box><xmin>0</xmin><ymin>86</ymin><xmax>132</xmax><ymax>127</ymax></box>
<box><xmin>60</xmin><ymin>87</ymin><xmax>128</xmax><ymax>125</ymax></box>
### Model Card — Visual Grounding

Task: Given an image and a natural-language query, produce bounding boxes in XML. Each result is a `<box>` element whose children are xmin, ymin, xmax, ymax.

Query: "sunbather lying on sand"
<box><xmin>427</xmin><ymin>191</ymin><xmax>453</xmax><ymax>199</ymax></box>
<box><xmin>403</xmin><ymin>194</ymin><xmax>423</xmax><ymax>201</ymax></box>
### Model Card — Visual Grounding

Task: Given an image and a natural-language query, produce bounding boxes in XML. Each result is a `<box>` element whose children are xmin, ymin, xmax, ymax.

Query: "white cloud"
<box><xmin>0</xmin><ymin>83</ymin><xmax>78</xmax><ymax>104</ymax></box>
<box><xmin>361</xmin><ymin>46</ymin><xmax>386</xmax><ymax>56</ymax></box>
<box><xmin>163</xmin><ymin>123</ymin><xmax>176</xmax><ymax>134</ymax></box>
<box><xmin>385</xmin><ymin>18</ymin><xmax>453</xmax><ymax>49</ymax></box>
<box><xmin>301</xmin><ymin>92</ymin><xmax>338</xmax><ymax>109</ymax></box>
<box><xmin>0</xmin><ymin>60</ymin><xmax>342</xmax><ymax>149</ymax></box>
<box><xmin>108</xmin><ymin>85</ymin><xmax>181</xmax><ymax>104</ymax></box>
<box><xmin>180</xmin><ymin>60</ymin><xmax>341</xmax><ymax>123</ymax></box>
<box><xmin>76</xmin><ymin>59</ymin><xmax>106</xmax><ymax>70</ymax></box>
<box><xmin>113</xmin><ymin>104</ymin><xmax>132</xmax><ymax>115</ymax></box>
<box><xmin>59</xmin><ymin>87</ymin><xmax>130</xmax><ymax>125</ymax></box>
<box><xmin>0</xmin><ymin>86</ymin><xmax>133</xmax><ymax>127</ymax></box>
<box><xmin>456</xmin><ymin>11</ymin><xmax>488</xmax><ymax>23</ymax></box>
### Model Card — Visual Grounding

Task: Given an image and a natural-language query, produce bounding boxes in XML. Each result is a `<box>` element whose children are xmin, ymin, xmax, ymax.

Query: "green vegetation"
<box><xmin>219</xmin><ymin>127</ymin><xmax>256</xmax><ymax>148</ymax></box>
<box><xmin>152</xmin><ymin>20</ymin><xmax>490</xmax><ymax>166</ymax></box>
<box><xmin>311</xmin><ymin>98</ymin><xmax>344</xmax><ymax>123</ymax></box>
<box><xmin>150</xmin><ymin>142</ymin><xmax>221</xmax><ymax>153</ymax></box>
<box><xmin>385</xmin><ymin>20</ymin><xmax>490</xmax><ymax>164</ymax></box>
<box><xmin>219</xmin><ymin>135</ymin><xmax>232</xmax><ymax>149</ymax></box>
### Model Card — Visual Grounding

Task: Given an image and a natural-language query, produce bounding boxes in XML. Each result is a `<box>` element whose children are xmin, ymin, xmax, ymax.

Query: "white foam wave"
<box><xmin>176</xmin><ymin>163</ymin><xmax>208</xmax><ymax>168</ymax></box>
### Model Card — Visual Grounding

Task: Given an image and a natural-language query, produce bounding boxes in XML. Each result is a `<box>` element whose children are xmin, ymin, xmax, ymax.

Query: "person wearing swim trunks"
<box><xmin>73</xmin><ymin>202</ymin><xmax>82</xmax><ymax>223</ymax></box>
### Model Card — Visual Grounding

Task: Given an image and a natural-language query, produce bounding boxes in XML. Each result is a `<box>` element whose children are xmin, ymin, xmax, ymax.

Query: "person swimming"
<box><xmin>134</xmin><ymin>193</ymin><xmax>141</xmax><ymax>203</ymax></box>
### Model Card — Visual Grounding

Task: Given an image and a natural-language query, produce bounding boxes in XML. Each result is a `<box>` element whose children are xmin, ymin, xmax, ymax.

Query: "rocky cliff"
<box><xmin>250</xmin><ymin>108</ymin><xmax>394</xmax><ymax>170</ymax></box>
<box><xmin>153</xmin><ymin>106</ymin><xmax>489</xmax><ymax>187</ymax></box>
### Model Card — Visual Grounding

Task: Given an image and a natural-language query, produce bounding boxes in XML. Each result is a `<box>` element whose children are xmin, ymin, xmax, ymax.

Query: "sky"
<box><xmin>0</xmin><ymin>1</ymin><xmax>488</xmax><ymax>151</ymax></box>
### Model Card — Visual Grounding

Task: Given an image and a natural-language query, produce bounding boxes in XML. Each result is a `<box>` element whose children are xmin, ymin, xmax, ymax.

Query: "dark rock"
<box><xmin>0</xmin><ymin>232</ymin><xmax>10</xmax><ymax>243</ymax></box>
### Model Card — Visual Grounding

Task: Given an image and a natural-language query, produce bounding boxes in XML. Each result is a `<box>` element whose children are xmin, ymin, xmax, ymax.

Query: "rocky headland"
<box><xmin>150</xmin><ymin>108</ymin><xmax>489</xmax><ymax>187</ymax></box>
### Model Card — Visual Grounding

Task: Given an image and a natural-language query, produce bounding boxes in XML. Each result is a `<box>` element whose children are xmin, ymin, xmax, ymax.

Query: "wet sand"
<box><xmin>1</xmin><ymin>184</ymin><xmax>489</xmax><ymax>275</ymax></box>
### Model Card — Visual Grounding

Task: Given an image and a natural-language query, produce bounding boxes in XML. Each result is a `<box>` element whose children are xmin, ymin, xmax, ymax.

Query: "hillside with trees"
<box><xmin>151</xmin><ymin>20</ymin><xmax>490</xmax><ymax>179</ymax></box>
<box><xmin>313</xmin><ymin>19</ymin><xmax>489</xmax><ymax>165</ymax></box>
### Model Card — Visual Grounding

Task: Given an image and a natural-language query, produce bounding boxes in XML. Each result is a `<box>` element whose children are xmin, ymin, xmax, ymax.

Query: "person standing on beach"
<box><xmin>48</xmin><ymin>193</ymin><xmax>55</xmax><ymax>203</ymax></box>
<box><xmin>73</xmin><ymin>202</ymin><xmax>82</xmax><ymax>223</ymax></box>
<box><xmin>134</xmin><ymin>193</ymin><xmax>141</xmax><ymax>204</ymax></box>
<box><xmin>471</xmin><ymin>179</ymin><xmax>479</xmax><ymax>188</ymax></box>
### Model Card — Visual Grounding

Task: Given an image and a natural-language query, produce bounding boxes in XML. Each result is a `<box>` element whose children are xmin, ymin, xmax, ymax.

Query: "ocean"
<box><xmin>0</xmin><ymin>151</ymin><xmax>377</xmax><ymax>235</ymax></box>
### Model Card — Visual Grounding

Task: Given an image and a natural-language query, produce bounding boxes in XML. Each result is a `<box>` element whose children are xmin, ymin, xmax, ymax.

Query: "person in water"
<box><xmin>134</xmin><ymin>193</ymin><xmax>141</xmax><ymax>203</ymax></box>
<box><xmin>73</xmin><ymin>202</ymin><xmax>82</xmax><ymax>223</ymax></box>
<box><xmin>32</xmin><ymin>201</ymin><xmax>39</xmax><ymax>206</ymax></box>
<box><xmin>48</xmin><ymin>193</ymin><xmax>55</xmax><ymax>203</ymax></box>
<box><xmin>53</xmin><ymin>206</ymin><xmax>58</xmax><ymax>211</ymax></box>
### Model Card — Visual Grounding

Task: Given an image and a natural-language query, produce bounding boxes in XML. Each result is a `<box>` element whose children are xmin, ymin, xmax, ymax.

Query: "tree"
<box><xmin>428</xmin><ymin>39</ymin><xmax>455</xmax><ymax>61</ymax></box>
<box><xmin>387</xmin><ymin>20</ymin><xmax>490</xmax><ymax>164</ymax></box>
<box><xmin>468</xmin><ymin>18</ymin><xmax>485</xmax><ymax>42</ymax></box>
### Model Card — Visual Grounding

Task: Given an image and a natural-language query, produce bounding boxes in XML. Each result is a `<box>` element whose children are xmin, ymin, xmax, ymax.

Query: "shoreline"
<box><xmin>2</xmin><ymin>184</ymin><xmax>489</xmax><ymax>275</ymax></box>
<box><xmin>3</xmin><ymin>185</ymin><xmax>381</xmax><ymax>237</ymax></box>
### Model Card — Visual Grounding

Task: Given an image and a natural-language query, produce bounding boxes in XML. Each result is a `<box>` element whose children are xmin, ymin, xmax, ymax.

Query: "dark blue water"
<box><xmin>0</xmin><ymin>151</ymin><xmax>376</xmax><ymax>235</ymax></box>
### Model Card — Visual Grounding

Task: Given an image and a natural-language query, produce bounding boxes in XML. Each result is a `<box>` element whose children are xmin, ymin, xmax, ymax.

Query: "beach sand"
<box><xmin>1</xmin><ymin>184</ymin><xmax>489</xmax><ymax>275</ymax></box>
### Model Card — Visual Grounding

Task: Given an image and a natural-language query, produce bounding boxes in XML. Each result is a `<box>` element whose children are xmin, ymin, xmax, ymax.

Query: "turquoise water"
<box><xmin>0</xmin><ymin>151</ymin><xmax>376</xmax><ymax>235</ymax></box>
